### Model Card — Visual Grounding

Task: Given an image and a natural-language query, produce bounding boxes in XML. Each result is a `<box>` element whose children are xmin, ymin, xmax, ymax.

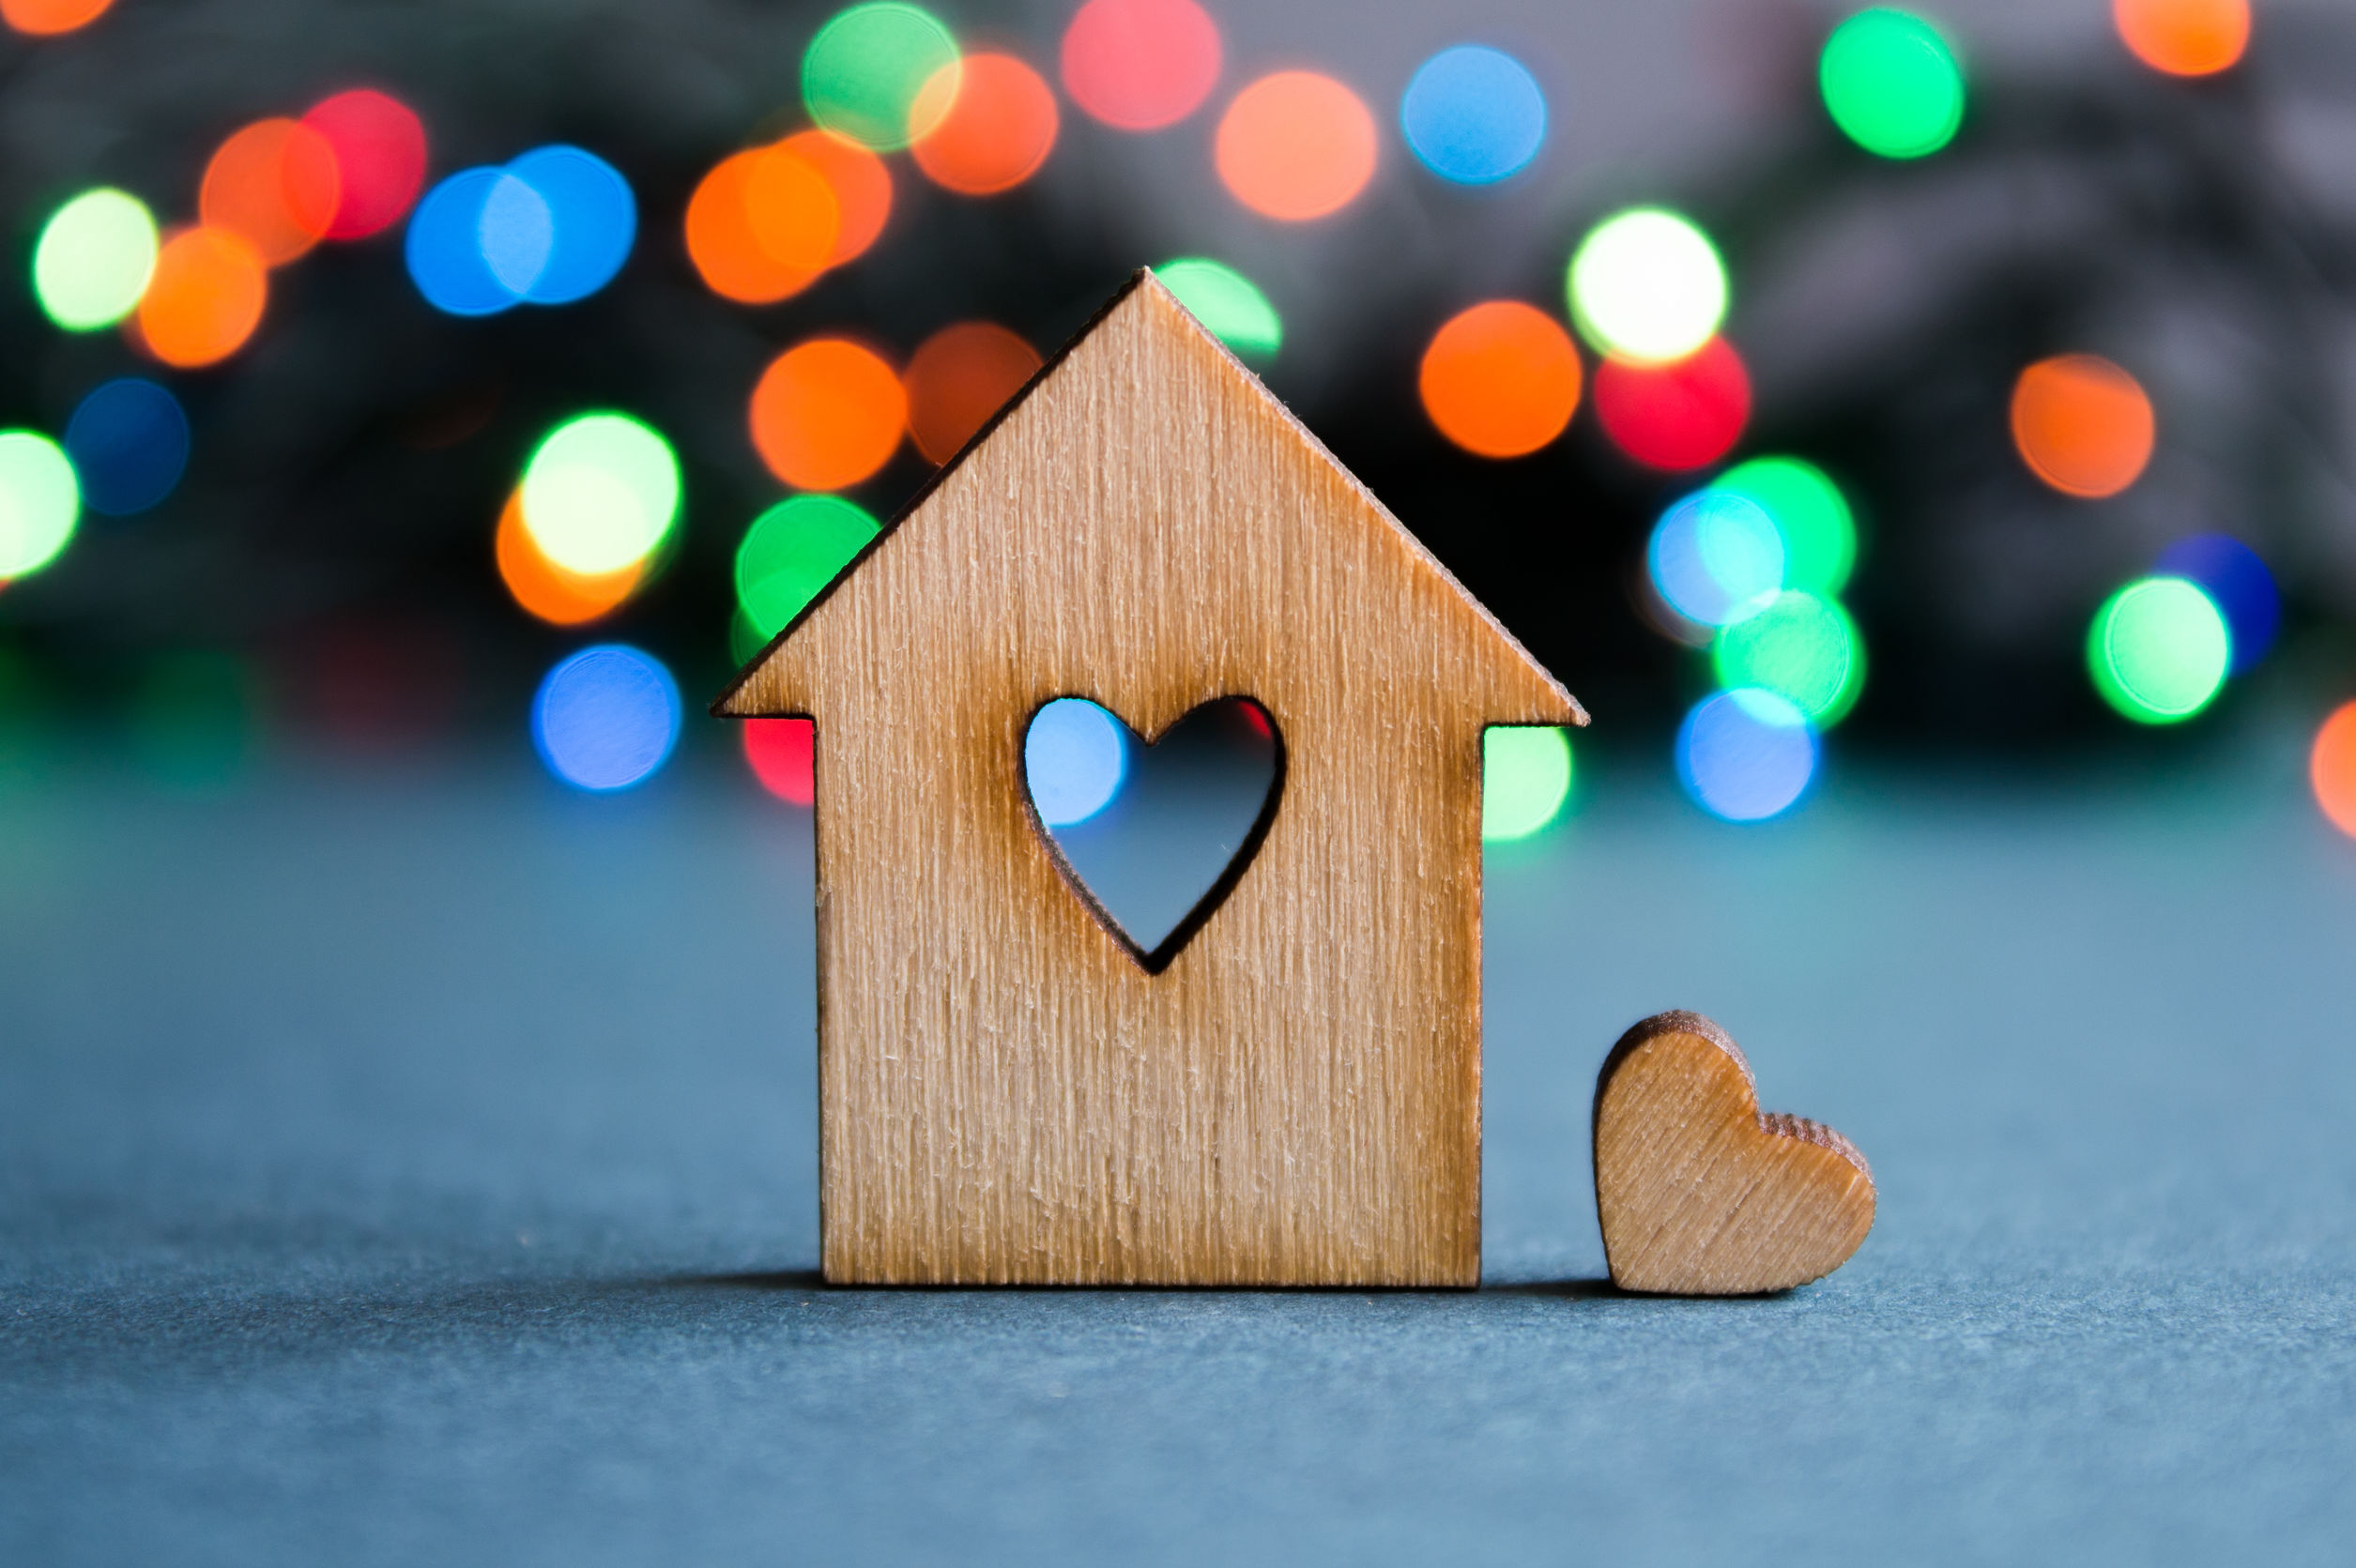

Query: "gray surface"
<box><xmin>5</xmin><ymin>740</ymin><xmax>2355</xmax><ymax>1564</ymax></box>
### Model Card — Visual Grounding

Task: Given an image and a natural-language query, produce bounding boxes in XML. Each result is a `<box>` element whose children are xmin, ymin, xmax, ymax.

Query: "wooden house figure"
<box><xmin>715</xmin><ymin>272</ymin><xmax>1584</xmax><ymax>1286</ymax></box>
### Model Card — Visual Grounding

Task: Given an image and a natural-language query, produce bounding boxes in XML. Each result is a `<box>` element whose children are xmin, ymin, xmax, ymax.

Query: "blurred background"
<box><xmin>4</xmin><ymin>0</ymin><xmax>2356</xmax><ymax>825</ymax></box>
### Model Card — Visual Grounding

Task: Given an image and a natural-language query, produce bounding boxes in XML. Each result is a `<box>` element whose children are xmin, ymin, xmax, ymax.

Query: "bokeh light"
<box><xmin>504</xmin><ymin>145</ymin><xmax>635</xmax><ymax>304</ymax></box>
<box><xmin>1709</xmin><ymin>456</ymin><xmax>1856</xmax><ymax>595</ymax></box>
<box><xmin>904</xmin><ymin>322</ymin><xmax>1043</xmax><ymax>464</ymax></box>
<box><xmin>2115</xmin><ymin>0</ymin><xmax>2248</xmax><ymax>77</ymax></box>
<box><xmin>0</xmin><ymin>433</ymin><xmax>80</xmax><ymax>579</ymax></box>
<box><xmin>1593</xmin><ymin>337</ymin><xmax>1751</xmax><ymax>471</ymax></box>
<box><xmin>1677</xmin><ymin>689</ymin><xmax>1817</xmax><ymax>822</ymax></box>
<box><xmin>803</xmin><ymin>3</ymin><xmax>961</xmax><ymax>152</ymax></box>
<box><xmin>2153</xmin><ymin>533</ymin><xmax>2277</xmax><ymax>673</ymax></box>
<box><xmin>1215</xmin><ymin>71</ymin><xmax>1378</xmax><ymax>222</ymax></box>
<box><xmin>0</xmin><ymin>0</ymin><xmax>109</xmax><ymax>36</ymax></box>
<box><xmin>1026</xmin><ymin>697</ymin><xmax>1128</xmax><ymax>826</ymax></box>
<box><xmin>2312</xmin><ymin>703</ymin><xmax>2356</xmax><ymax>839</ymax></box>
<box><xmin>1482</xmin><ymin>726</ymin><xmax>1572</xmax><ymax>842</ymax></box>
<box><xmin>1567</xmin><ymin>207</ymin><xmax>1727</xmax><ymax>365</ymax></box>
<box><xmin>787</xmin><ymin>129</ymin><xmax>893</xmax><ymax>266</ymax></box>
<box><xmin>129</xmin><ymin>648</ymin><xmax>260</xmax><ymax>791</ymax></box>
<box><xmin>687</xmin><ymin>149</ymin><xmax>831</xmax><ymax>305</ymax></box>
<box><xmin>1649</xmin><ymin>489</ymin><xmax>1784</xmax><ymax>628</ymax></box>
<box><xmin>1060</xmin><ymin>0</ymin><xmax>1222</xmax><ymax>131</ymax></box>
<box><xmin>135</xmin><ymin>227</ymin><xmax>268</xmax><ymax>368</ymax></box>
<box><xmin>531</xmin><ymin>645</ymin><xmax>681</xmax><ymax>793</ymax></box>
<box><xmin>2088</xmin><ymin>575</ymin><xmax>2229</xmax><ymax>723</ymax></box>
<box><xmin>407</xmin><ymin>149</ymin><xmax>634</xmax><ymax>312</ymax></box>
<box><xmin>63</xmin><ymin>378</ymin><xmax>189</xmax><ymax>517</ymax></box>
<box><xmin>495</xmin><ymin>490</ymin><xmax>642</xmax><ymax>625</ymax></box>
<box><xmin>520</xmin><ymin>413</ymin><xmax>681</xmax><ymax>576</ymax></box>
<box><xmin>750</xmin><ymin>339</ymin><xmax>906</xmax><ymax>491</ymax></box>
<box><xmin>200</xmin><ymin>119</ymin><xmax>340</xmax><ymax>267</ymax></box>
<box><xmin>1155</xmin><ymin>259</ymin><xmax>1280</xmax><ymax>358</ymax></box>
<box><xmin>911</xmin><ymin>52</ymin><xmax>1059</xmax><ymax>195</ymax></box>
<box><xmin>1819</xmin><ymin>8</ymin><xmax>1966</xmax><ymax>160</ymax></box>
<box><xmin>735</xmin><ymin>494</ymin><xmax>881</xmax><ymax>637</ymax></box>
<box><xmin>743</xmin><ymin>718</ymin><xmax>816</xmax><ymax>806</ymax></box>
<box><xmin>33</xmin><ymin>188</ymin><xmax>157</xmax><ymax>331</ymax></box>
<box><xmin>2012</xmin><ymin>354</ymin><xmax>2154</xmax><ymax>498</ymax></box>
<box><xmin>407</xmin><ymin>167</ymin><xmax>523</xmax><ymax>315</ymax></box>
<box><xmin>1400</xmin><ymin>45</ymin><xmax>1546</xmax><ymax>185</ymax></box>
<box><xmin>302</xmin><ymin>89</ymin><xmax>428</xmax><ymax>240</ymax></box>
<box><xmin>1712</xmin><ymin>590</ymin><xmax>1865</xmax><ymax>725</ymax></box>
<box><xmin>1418</xmin><ymin>301</ymin><xmax>1582</xmax><ymax>459</ymax></box>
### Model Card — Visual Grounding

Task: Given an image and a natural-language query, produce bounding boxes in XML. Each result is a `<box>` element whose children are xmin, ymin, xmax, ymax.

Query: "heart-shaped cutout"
<box><xmin>1023</xmin><ymin>696</ymin><xmax>1283</xmax><ymax>972</ymax></box>
<box><xmin>1593</xmin><ymin>1011</ymin><xmax>1874</xmax><ymax>1295</ymax></box>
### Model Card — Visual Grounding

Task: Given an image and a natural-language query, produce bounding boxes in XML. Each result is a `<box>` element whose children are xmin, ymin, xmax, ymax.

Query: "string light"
<box><xmin>135</xmin><ymin>228</ymin><xmax>268</xmax><ymax>368</ymax></box>
<box><xmin>1060</xmin><ymin>0</ymin><xmax>1222</xmax><ymax>131</ymax></box>
<box><xmin>302</xmin><ymin>89</ymin><xmax>428</xmax><ymax>240</ymax></box>
<box><xmin>1400</xmin><ymin>45</ymin><xmax>1546</xmax><ymax>185</ymax></box>
<box><xmin>33</xmin><ymin>189</ymin><xmax>157</xmax><ymax>331</ymax></box>
<box><xmin>2313</xmin><ymin>703</ymin><xmax>2356</xmax><ymax>839</ymax></box>
<box><xmin>531</xmin><ymin>645</ymin><xmax>681</xmax><ymax>792</ymax></box>
<box><xmin>749</xmin><ymin>339</ymin><xmax>906</xmax><ymax>491</ymax></box>
<box><xmin>1482</xmin><ymin>727</ymin><xmax>1573</xmax><ymax>841</ymax></box>
<box><xmin>2012</xmin><ymin>354</ymin><xmax>2154</xmax><ymax>499</ymax></box>
<box><xmin>735</xmin><ymin>494</ymin><xmax>881</xmax><ymax>637</ymax></box>
<box><xmin>2115</xmin><ymin>0</ymin><xmax>2248</xmax><ymax>77</ymax></box>
<box><xmin>1709</xmin><ymin>456</ymin><xmax>1857</xmax><ymax>595</ymax></box>
<box><xmin>803</xmin><ymin>3</ymin><xmax>961</xmax><ymax>151</ymax></box>
<box><xmin>1712</xmin><ymin>590</ymin><xmax>1865</xmax><ymax>724</ymax></box>
<box><xmin>1593</xmin><ymin>337</ymin><xmax>1750</xmax><ymax>471</ymax></box>
<box><xmin>1819</xmin><ymin>8</ymin><xmax>1966</xmax><ymax>160</ymax></box>
<box><xmin>1677</xmin><ymin>689</ymin><xmax>1817</xmax><ymax>821</ymax></box>
<box><xmin>200</xmin><ymin>119</ymin><xmax>341</xmax><ymax>266</ymax></box>
<box><xmin>519</xmin><ymin>413</ymin><xmax>681</xmax><ymax>576</ymax></box>
<box><xmin>903</xmin><ymin>323</ymin><xmax>1043</xmax><ymax>464</ymax></box>
<box><xmin>2088</xmin><ymin>576</ymin><xmax>2229</xmax><ymax>723</ymax></box>
<box><xmin>0</xmin><ymin>432</ymin><xmax>80</xmax><ymax>579</ymax></box>
<box><xmin>1026</xmin><ymin>698</ymin><xmax>1128</xmax><ymax>826</ymax></box>
<box><xmin>1567</xmin><ymin>207</ymin><xmax>1726</xmax><ymax>365</ymax></box>
<box><xmin>63</xmin><ymin>379</ymin><xmax>189</xmax><ymax>517</ymax></box>
<box><xmin>910</xmin><ymin>52</ymin><xmax>1060</xmax><ymax>195</ymax></box>
<box><xmin>1215</xmin><ymin>71</ymin><xmax>1378</xmax><ymax>221</ymax></box>
<box><xmin>1155</xmin><ymin>259</ymin><xmax>1280</xmax><ymax>358</ymax></box>
<box><xmin>1418</xmin><ymin>301</ymin><xmax>1581</xmax><ymax>459</ymax></box>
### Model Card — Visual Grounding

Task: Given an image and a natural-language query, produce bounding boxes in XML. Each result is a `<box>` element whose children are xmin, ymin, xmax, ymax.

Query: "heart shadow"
<box><xmin>1022</xmin><ymin>696</ymin><xmax>1285</xmax><ymax>973</ymax></box>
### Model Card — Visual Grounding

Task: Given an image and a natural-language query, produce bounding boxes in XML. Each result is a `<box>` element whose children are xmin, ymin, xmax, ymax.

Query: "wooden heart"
<box><xmin>1593</xmin><ymin>1011</ymin><xmax>1874</xmax><ymax>1295</ymax></box>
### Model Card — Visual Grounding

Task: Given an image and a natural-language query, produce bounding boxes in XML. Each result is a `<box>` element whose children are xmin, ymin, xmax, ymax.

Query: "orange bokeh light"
<box><xmin>1</xmin><ymin>0</ymin><xmax>110</xmax><ymax>36</ymax></box>
<box><xmin>782</xmin><ymin>129</ymin><xmax>892</xmax><ymax>267</ymax></box>
<box><xmin>904</xmin><ymin>322</ymin><xmax>1044</xmax><ymax>464</ymax></box>
<box><xmin>1215</xmin><ymin>71</ymin><xmax>1377</xmax><ymax>222</ymax></box>
<box><xmin>1061</xmin><ymin>0</ymin><xmax>1222</xmax><ymax>131</ymax></box>
<box><xmin>495</xmin><ymin>491</ymin><xmax>642</xmax><ymax>625</ymax></box>
<box><xmin>134</xmin><ymin>227</ymin><xmax>268</xmax><ymax>369</ymax></box>
<box><xmin>2011</xmin><ymin>354</ymin><xmax>2155</xmax><ymax>498</ymax></box>
<box><xmin>2114</xmin><ymin>0</ymin><xmax>2249</xmax><ymax>77</ymax></box>
<box><xmin>687</xmin><ymin>149</ymin><xmax>827</xmax><ymax>305</ymax></box>
<box><xmin>2315</xmin><ymin>703</ymin><xmax>2356</xmax><ymax>838</ymax></box>
<box><xmin>911</xmin><ymin>53</ymin><xmax>1061</xmax><ymax>196</ymax></box>
<box><xmin>750</xmin><ymin>339</ymin><xmax>906</xmax><ymax>491</ymax></box>
<box><xmin>200</xmin><ymin>118</ymin><xmax>342</xmax><ymax>267</ymax></box>
<box><xmin>746</xmin><ymin>144</ymin><xmax>843</xmax><ymax>272</ymax></box>
<box><xmin>1419</xmin><ymin>302</ymin><xmax>1583</xmax><ymax>459</ymax></box>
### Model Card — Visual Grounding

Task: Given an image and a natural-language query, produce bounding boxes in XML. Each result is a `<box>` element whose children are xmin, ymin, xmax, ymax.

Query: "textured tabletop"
<box><xmin>4</xmin><ymin>740</ymin><xmax>2353</xmax><ymax>1564</ymax></box>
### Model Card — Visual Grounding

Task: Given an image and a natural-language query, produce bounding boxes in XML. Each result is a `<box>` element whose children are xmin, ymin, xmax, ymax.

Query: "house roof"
<box><xmin>713</xmin><ymin>269</ymin><xmax>1583</xmax><ymax>728</ymax></box>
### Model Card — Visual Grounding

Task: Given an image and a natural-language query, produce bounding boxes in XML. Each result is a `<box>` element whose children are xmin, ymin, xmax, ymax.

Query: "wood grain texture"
<box><xmin>715</xmin><ymin>272</ymin><xmax>1583</xmax><ymax>1286</ymax></box>
<box><xmin>1593</xmin><ymin>1011</ymin><xmax>1874</xmax><ymax>1295</ymax></box>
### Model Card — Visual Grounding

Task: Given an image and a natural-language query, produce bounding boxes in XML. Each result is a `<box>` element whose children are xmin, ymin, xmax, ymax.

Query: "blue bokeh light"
<box><xmin>531</xmin><ymin>644</ymin><xmax>681</xmax><ymax>792</ymax></box>
<box><xmin>407</xmin><ymin>148</ymin><xmax>636</xmax><ymax>317</ymax></box>
<box><xmin>63</xmin><ymin>377</ymin><xmax>189</xmax><ymax>516</ymax></box>
<box><xmin>1676</xmin><ymin>688</ymin><xmax>1817</xmax><ymax>821</ymax></box>
<box><xmin>1400</xmin><ymin>45</ymin><xmax>1548</xmax><ymax>185</ymax></box>
<box><xmin>406</xmin><ymin>167</ymin><xmax>518</xmax><ymax>316</ymax></box>
<box><xmin>507</xmin><ymin>145</ymin><xmax>635</xmax><ymax>305</ymax></box>
<box><xmin>2153</xmin><ymin>533</ymin><xmax>2278</xmax><ymax>674</ymax></box>
<box><xmin>1026</xmin><ymin>698</ymin><xmax>1129</xmax><ymax>827</ymax></box>
<box><xmin>1649</xmin><ymin>490</ymin><xmax>1785</xmax><ymax>627</ymax></box>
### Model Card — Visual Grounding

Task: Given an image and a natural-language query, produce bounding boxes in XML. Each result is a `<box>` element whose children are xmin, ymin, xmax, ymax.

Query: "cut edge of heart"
<box><xmin>1592</xmin><ymin>1010</ymin><xmax>1875</xmax><ymax>1297</ymax></box>
<box><xmin>1019</xmin><ymin>693</ymin><xmax>1287</xmax><ymax>977</ymax></box>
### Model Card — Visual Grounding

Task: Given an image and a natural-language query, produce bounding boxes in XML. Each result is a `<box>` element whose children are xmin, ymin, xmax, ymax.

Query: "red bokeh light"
<box><xmin>1592</xmin><ymin>337</ymin><xmax>1752</xmax><ymax>471</ymax></box>
<box><xmin>743</xmin><ymin>718</ymin><xmax>816</xmax><ymax>806</ymax></box>
<box><xmin>1061</xmin><ymin>0</ymin><xmax>1222</xmax><ymax>131</ymax></box>
<box><xmin>301</xmin><ymin>89</ymin><xmax>428</xmax><ymax>240</ymax></box>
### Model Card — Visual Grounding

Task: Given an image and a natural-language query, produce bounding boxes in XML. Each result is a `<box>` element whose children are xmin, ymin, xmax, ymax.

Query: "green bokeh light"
<box><xmin>803</xmin><ymin>3</ymin><xmax>960</xmax><ymax>151</ymax></box>
<box><xmin>34</xmin><ymin>188</ymin><xmax>159</xmax><ymax>331</ymax></box>
<box><xmin>128</xmin><ymin>649</ymin><xmax>261</xmax><ymax>792</ymax></box>
<box><xmin>735</xmin><ymin>494</ymin><xmax>881</xmax><ymax>639</ymax></box>
<box><xmin>1482</xmin><ymin>726</ymin><xmax>1573</xmax><ymax>842</ymax></box>
<box><xmin>1566</xmin><ymin>206</ymin><xmax>1727</xmax><ymax>366</ymax></box>
<box><xmin>2088</xmin><ymin>576</ymin><xmax>2229</xmax><ymax>724</ymax></box>
<box><xmin>520</xmin><ymin>413</ymin><xmax>681</xmax><ymax>577</ymax></box>
<box><xmin>1819</xmin><ymin>8</ymin><xmax>1965</xmax><ymax>160</ymax></box>
<box><xmin>1155</xmin><ymin>259</ymin><xmax>1283</xmax><ymax>359</ymax></box>
<box><xmin>1712</xmin><ymin>590</ymin><xmax>1865</xmax><ymax>725</ymax></box>
<box><xmin>1709</xmin><ymin>456</ymin><xmax>1857</xmax><ymax>595</ymax></box>
<box><xmin>0</xmin><ymin>432</ymin><xmax>81</xmax><ymax>579</ymax></box>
